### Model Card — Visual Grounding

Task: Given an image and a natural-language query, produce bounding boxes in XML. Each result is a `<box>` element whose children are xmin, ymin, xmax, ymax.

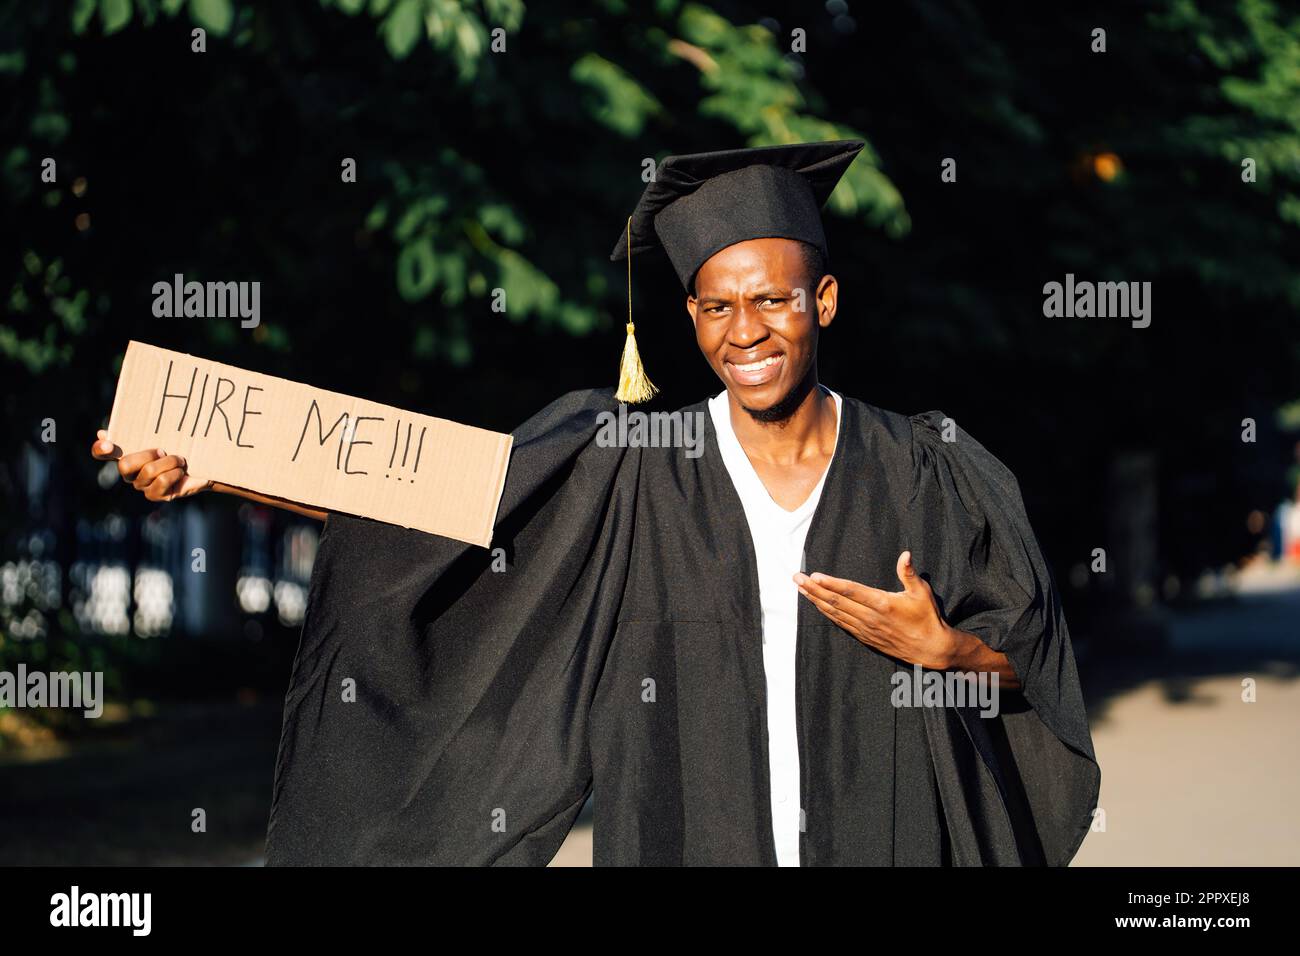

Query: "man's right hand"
<box><xmin>91</xmin><ymin>429</ymin><xmax>213</xmax><ymax>502</ymax></box>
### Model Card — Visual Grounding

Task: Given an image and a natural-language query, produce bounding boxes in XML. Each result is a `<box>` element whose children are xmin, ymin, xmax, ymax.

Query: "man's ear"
<box><xmin>815</xmin><ymin>274</ymin><xmax>838</xmax><ymax>328</ymax></box>
<box><xmin>686</xmin><ymin>294</ymin><xmax>698</xmax><ymax>330</ymax></box>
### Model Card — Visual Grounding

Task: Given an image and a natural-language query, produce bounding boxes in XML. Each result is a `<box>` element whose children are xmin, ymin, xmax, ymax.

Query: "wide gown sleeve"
<box><xmin>264</xmin><ymin>386</ymin><xmax>636</xmax><ymax>865</ymax></box>
<box><xmin>909</xmin><ymin>410</ymin><xmax>1101</xmax><ymax>866</ymax></box>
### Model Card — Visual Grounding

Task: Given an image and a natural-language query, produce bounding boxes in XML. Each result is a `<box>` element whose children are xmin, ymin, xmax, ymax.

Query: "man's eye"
<box><xmin>759</xmin><ymin>297</ymin><xmax>784</xmax><ymax>307</ymax></box>
<box><xmin>706</xmin><ymin>305</ymin><xmax>729</xmax><ymax>315</ymax></box>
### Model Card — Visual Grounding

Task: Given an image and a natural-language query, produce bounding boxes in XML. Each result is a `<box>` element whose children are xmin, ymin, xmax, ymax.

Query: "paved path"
<box><xmin>1074</xmin><ymin>567</ymin><xmax>1300</xmax><ymax>866</ymax></box>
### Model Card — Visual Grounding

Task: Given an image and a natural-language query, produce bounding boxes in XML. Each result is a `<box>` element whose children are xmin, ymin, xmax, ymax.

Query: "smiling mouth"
<box><xmin>726</xmin><ymin>352</ymin><xmax>784</xmax><ymax>385</ymax></box>
<box><xmin>732</xmin><ymin>355</ymin><xmax>781</xmax><ymax>371</ymax></box>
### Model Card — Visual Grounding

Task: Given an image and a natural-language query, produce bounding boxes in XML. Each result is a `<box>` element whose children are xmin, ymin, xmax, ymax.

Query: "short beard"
<box><xmin>740</xmin><ymin>363</ymin><xmax>816</xmax><ymax>424</ymax></box>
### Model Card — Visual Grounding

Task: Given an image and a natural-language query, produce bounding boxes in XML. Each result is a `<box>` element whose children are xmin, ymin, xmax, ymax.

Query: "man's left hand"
<box><xmin>794</xmin><ymin>551</ymin><xmax>957</xmax><ymax>669</ymax></box>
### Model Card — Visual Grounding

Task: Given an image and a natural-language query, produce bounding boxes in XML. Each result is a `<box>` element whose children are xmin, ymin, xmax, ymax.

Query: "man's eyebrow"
<box><xmin>747</xmin><ymin>288</ymin><xmax>796</xmax><ymax>298</ymax></box>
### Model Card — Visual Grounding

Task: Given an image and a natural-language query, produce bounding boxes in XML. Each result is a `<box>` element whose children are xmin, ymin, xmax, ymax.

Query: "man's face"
<box><xmin>687</xmin><ymin>237</ymin><xmax>837</xmax><ymax>418</ymax></box>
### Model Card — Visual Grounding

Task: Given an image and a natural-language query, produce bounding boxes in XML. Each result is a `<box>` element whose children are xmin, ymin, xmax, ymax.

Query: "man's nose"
<box><xmin>728</xmin><ymin>304</ymin><xmax>769</xmax><ymax>347</ymax></box>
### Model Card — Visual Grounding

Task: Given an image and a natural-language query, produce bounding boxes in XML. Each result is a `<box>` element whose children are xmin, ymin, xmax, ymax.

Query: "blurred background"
<box><xmin>2</xmin><ymin>0</ymin><xmax>1298</xmax><ymax>865</ymax></box>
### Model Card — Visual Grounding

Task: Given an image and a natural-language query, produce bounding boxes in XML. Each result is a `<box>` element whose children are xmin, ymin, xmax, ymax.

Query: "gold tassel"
<box><xmin>615</xmin><ymin>216</ymin><xmax>658</xmax><ymax>403</ymax></box>
<box><xmin>616</xmin><ymin>320</ymin><xmax>658</xmax><ymax>403</ymax></box>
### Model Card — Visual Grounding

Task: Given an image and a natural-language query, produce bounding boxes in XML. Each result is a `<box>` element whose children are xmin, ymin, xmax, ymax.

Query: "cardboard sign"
<box><xmin>106</xmin><ymin>341</ymin><xmax>513</xmax><ymax>548</ymax></box>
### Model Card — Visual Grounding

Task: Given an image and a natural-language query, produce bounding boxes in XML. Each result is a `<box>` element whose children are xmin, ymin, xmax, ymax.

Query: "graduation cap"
<box><xmin>609</xmin><ymin>139</ymin><xmax>865</xmax><ymax>403</ymax></box>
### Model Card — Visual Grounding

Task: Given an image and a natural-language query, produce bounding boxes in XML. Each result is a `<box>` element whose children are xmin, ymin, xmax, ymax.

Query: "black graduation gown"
<box><xmin>263</xmin><ymin>386</ymin><xmax>1101</xmax><ymax>866</ymax></box>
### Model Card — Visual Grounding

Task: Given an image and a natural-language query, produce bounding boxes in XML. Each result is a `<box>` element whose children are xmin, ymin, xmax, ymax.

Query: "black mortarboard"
<box><xmin>608</xmin><ymin>140</ymin><xmax>864</xmax><ymax>402</ymax></box>
<box><xmin>611</xmin><ymin>139</ymin><xmax>865</xmax><ymax>290</ymax></box>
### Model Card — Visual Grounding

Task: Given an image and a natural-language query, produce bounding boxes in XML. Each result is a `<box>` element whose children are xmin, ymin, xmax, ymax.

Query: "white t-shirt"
<box><xmin>707</xmin><ymin>384</ymin><xmax>843</xmax><ymax>866</ymax></box>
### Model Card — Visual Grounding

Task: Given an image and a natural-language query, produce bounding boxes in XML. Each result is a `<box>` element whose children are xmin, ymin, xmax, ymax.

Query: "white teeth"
<box><xmin>734</xmin><ymin>355</ymin><xmax>780</xmax><ymax>372</ymax></box>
